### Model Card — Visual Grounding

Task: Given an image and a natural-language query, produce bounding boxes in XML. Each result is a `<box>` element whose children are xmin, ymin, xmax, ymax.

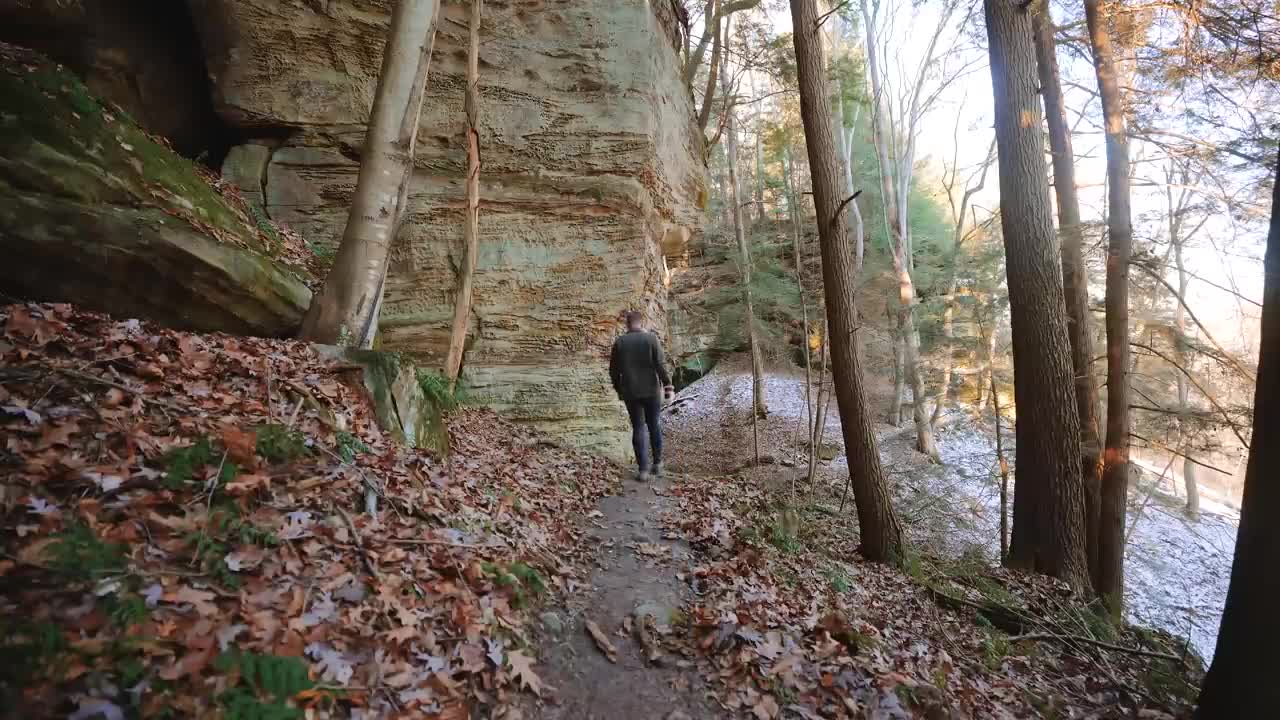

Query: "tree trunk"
<box><xmin>791</xmin><ymin>0</ymin><xmax>904</xmax><ymax>566</ymax></box>
<box><xmin>722</xmin><ymin>56</ymin><xmax>767</xmax><ymax>425</ymax></box>
<box><xmin>1171</xmin><ymin>190</ymin><xmax>1200</xmax><ymax>519</ymax></box>
<box><xmin>1032</xmin><ymin>3</ymin><xmax>1103</xmax><ymax>589</ymax></box>
<box><xmin>1086</xmin><ymin>0</ymin><xmax>1133</xmax><ymax>618</ymax></box>
<box><xmin>785</xmin><ymin>146</ymin><xmax>814</xmax><ymax>468</ymax></box>
<box><xmin>444</xmin><ymin>0</ymin><xmax>482</xmax><ymax>389</ymax></box>
<box><xmin>1195</xmin><ymin>146</ymin><xmax>1280</xmax><ymax>720</ymax></box>
<box><xmin>977</xmin><ymin>319</ymin><xmax>995</xmax><ymax>409</ymax></box>
<box><xmin>299</xmin><ymin>0</ymin><xmax>441</xmax><ymax>346</ymax></box>
<box><xmin>808</xmin><ymin>320</ymin><xmax>830</xmax><ymax>487</ymax></box>
<box><xmin>752</xmin><ymin>72</ymin><xmax>765</xmax><ymax>223</ymax></box>
<box><xmin>696</xmin><ymin>0</ymin><xmax>722</xmax><ymax>133</ymax></box>
<box><xmin>993</xmin><ymin>374</ymin><xmax>1010</xmax><ymax>563</ymax></box>
<box><xmin>931</xmin><ymin>289</ymin><xmax>955</xmax><ymax>428</ymax></box>
<box><xmin>983</xmin><ymin>0</ymin><xmax>1088</xmax><ymax>590</ymax></box>
<box><xmin>897</xmin><ymin>247</ymin><xmax>940</xmax><ymax>460</ymax></box>
<box><xmin>888</xmin><ymin>312</ymin><xmax>905</xmax><ymax>426</ymax></box>
<box><xmin>859</xmin><ymin>0</ymin><xmax>936</xmax><ymax>459</ymax></box>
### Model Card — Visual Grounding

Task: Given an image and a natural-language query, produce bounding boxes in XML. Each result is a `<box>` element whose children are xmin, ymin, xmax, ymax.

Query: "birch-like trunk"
<box><xmin>444</xmin><ymin>0</ymin><xmax>482</xmax><ymax>389</ymax></box>
<box><xmin>300</xmin><ymin>0</ymin><xmax>441</xmax><ymax>346</ymax></box>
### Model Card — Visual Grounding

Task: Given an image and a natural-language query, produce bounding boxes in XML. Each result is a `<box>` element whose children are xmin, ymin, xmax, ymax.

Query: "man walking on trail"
<box><xmin>609</xmin><ymin>311</ymin><xmax>674</xmax><ymax>481</ymax></box>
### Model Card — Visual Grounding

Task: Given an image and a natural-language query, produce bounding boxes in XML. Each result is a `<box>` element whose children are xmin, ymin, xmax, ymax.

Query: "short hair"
<box><xmin>624</xmin><ymin>310</ymin><xmax>642</xmax><ymax>326</ymax></box>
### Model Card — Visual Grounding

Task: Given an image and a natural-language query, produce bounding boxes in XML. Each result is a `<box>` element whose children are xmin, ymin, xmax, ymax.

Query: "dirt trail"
<box><xmin>525</xmin><ymin>470</ymin><xmax>722</xmax><ymax>720</ymax></box>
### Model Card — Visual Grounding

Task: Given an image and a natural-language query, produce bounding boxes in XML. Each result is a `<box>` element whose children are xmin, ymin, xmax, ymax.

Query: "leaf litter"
<box><xmin>0</xmin><ymin>303</ymin><xmax>619</xmax><ymax>718</ymax></box>
<box><xmin>655</xmin><ymin>364</ymin><xmax>1202</xmax><ymax>718</ymax></box>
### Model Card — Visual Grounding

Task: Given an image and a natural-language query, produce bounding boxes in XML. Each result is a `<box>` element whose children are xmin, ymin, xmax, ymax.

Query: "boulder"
<box><xmin>0</xmin><ymin>43</ymin><xmax>312</xmax><ymax>337</ymax></box>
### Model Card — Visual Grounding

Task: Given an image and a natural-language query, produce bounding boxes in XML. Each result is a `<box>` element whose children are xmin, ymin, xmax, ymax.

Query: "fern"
<box><xmin>335</xmin><ymin>431</ymin><xmax>370</xmax><ymax>463</ymax></box>
<box><xmin>161</xmin><ymin>436</ymin><xmax>217</xmax><ymax>489</ymax></box>
<box><xmin>416</xmin><ymin>369</ymin><xmax>459</xmax><ymax>412</ymax></box>
<box><xmin>218</xmin><ymin>688</ymin><xmax>302</xmax><ymax>720</ymax></box>
<box><xmin>45</xmin><ymin>522</ymin><xmax>127</xmax><ymax>581</ymax></box>
<box><xmin>215</xmin><ymin>650</ymin><xmax>314</xmax><ymax>720</ymax></box>
<box><xmin>255</xmin><ymin>424</ymin><xmax>309</xmax><ymax>463</ymax></box>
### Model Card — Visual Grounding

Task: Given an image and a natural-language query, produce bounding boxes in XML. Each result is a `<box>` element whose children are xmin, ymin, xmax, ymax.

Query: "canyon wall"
<box><xmin>194</xmin><ymin>0</ymin><xmax>708</xmax><ymax>457</ymax></box>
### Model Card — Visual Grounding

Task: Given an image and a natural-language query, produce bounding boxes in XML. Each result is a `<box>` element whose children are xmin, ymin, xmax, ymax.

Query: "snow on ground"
<box><xmin>669</xmin><ymin>365</ymin><xmax>1236</xmax><ymax>661</ymax></box>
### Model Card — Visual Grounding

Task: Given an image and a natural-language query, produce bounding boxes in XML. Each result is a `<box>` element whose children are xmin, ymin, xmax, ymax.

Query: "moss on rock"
<box><xmin>0</xmin><ymin>42</ymin><xmax>312</xmax><ymax>336</ymax></box>
<box><xmin>313</xmin><ymin>346</ymin><xmax>450</xmax><ymax>456</ymax></box>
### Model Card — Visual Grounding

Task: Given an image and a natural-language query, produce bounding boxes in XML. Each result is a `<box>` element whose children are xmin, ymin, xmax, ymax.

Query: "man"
<box><xmin>608</xmin><ymin>311</ymin><xmax>674</xmax><ymax>481</ymax></box>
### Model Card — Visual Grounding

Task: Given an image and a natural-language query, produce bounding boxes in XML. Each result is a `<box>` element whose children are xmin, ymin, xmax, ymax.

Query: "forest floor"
<box><xmin>1</xmin><ymin>306</ymin><xmax>1207</xmax><ymax>719</ymax></box>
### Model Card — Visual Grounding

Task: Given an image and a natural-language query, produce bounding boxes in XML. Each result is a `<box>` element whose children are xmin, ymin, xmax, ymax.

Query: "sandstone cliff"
<box><xmin>0</xmin><ymin>1</ymin><xmax>705</xmax><ymax>458</ymax></box>
<box><xmin>194</xmin><ymin>0</ymin><xmax>707</xmax><ymax>457</ymax></box>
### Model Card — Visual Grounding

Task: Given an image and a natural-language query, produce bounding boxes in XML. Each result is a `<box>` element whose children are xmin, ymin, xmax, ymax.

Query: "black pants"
<box><xmin>624</xmin><ymin>396</ymin><xmax>663</xmax><ymax>472</ymax></box>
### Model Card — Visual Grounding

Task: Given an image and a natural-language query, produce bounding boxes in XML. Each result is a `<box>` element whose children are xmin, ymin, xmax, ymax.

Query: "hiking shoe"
<box><xmin>636</xmin><ymin>469</ymin><xmax>652</xmax><ymax>482</ymax></box>
<box><xmin>652</xmin><ymin>462</ymin><xmax>664</xmax><ymax>478</ymax></box>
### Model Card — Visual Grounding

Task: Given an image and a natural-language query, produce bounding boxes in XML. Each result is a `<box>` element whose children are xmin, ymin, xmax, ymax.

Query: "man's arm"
<box><xmin>651</xmin><ymin>335</ymin><xmax>673</xmax><ymax>394</ymax></box>
<box><xmin>608</xmin><ymin>339</ymin><xmax>622</xmax><ymax>397</ymax></box>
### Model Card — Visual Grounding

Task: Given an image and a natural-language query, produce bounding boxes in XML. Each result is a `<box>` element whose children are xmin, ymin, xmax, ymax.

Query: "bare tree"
<box><xmin>444</xmin><ymin>0</ymin><xmax>482</xmax><ymax>390</ymax></box>
<box><xmin>1086</xmin><ymin>0</ymin><xmax>1134</xmax><ymax>617</ymax></box>
<box><xmin>300</xmin><ymin>0</ymin><xmax>441</xmax><ymax>346</ymax></box>
<box><xmin>983</xmin><ymin>0</ymin><xmax>1089</xmax><ymax>590</ymax></box>
<box><xmin>933</xmin><ymin>134</ymin><xmax>996</xmax><ymax>429</ymax></box>
<box><xmin>721</xmin><ymin>45</ymin><xmax>768</xmax><ymax>438</ymax></box>
<box><xmin>859</xmin><ymin>0</ymin><xmax>965</xmax><ymax>462</ymax></box>
<box><xmin>687</xmin><ymin>0</ymin><xmax>762</xmax><ymax>134</ymax></box>
<box><xmin>791</xmin><ymin>0</ymin><xmax>905</xmax><ymax>565</ymax></box>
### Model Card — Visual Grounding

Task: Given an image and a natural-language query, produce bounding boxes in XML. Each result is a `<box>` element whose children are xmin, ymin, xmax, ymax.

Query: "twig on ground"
<box><xmin>388</xmin><ymin>538</ymin><xmax>499</xmax><ymax>549</ymax></box>
<box><xmin>336</xmin><ymin>504</ymin><xmax>382</xmax><ymax>582</ymax></box>
<box><xmin>1010</xmin><ymin>632</ymin><xmax>1184</xmax><ymax>662</ymax></box>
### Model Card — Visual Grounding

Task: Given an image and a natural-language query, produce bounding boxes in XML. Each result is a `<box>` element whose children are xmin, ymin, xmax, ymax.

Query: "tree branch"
<box><xmin>1130</xmin><ymin>342</ymin><xmax>1250</xmax><ymax>447</ymax></box>
<box><xmin>833</xmin><ymin>190</ymin><xmax>864</xmax><ymax>224</ymax></box>
<box><xmin>1131</xmin><ymin>260</ymin><xmax>1258</xmax><ymax>383</ymax></box>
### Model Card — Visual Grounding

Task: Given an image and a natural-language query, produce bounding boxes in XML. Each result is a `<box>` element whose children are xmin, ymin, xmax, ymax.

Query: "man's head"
<box><xmin>624</xmin><ymin>310</ymin><xmax>643</xmax><ymax>331</ymax></box>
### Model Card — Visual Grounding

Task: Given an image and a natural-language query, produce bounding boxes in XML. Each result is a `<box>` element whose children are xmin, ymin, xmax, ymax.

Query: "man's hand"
<box><xmin>663</xmin><ymin>385</ymin><xmax>674</xmax><ymax>402</ymax></box>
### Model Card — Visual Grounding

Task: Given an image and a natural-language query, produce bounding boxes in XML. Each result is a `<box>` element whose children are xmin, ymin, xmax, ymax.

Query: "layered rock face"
<box><xmin>193</xmin><ymin>0</ymin><xmax>706</xmax><ymax>457</ymax></box>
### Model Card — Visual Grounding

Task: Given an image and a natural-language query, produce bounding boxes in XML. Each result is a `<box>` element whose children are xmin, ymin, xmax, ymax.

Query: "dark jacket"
<box><xmin>609</xmin><ymin>330</ymin><xmax>672</xmax><ymax>400</ymax></box>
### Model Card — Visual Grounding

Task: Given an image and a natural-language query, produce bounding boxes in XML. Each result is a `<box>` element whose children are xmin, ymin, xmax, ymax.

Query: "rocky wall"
<box><xmin>194</xmin><ymin>0</ymin><xmax>707</xmax><ymax>458</ymax></box>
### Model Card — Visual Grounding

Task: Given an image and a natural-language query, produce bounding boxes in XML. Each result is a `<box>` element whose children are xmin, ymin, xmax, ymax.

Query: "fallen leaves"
<box><xmin>507</xmin><ymin>650</ymin><xmax>546</xmax><ymax>696</ymax></box>
<box><xmin>0</xmin><ymin>303</ymin><xmax>618</xmax><ymax>718</ymax></box>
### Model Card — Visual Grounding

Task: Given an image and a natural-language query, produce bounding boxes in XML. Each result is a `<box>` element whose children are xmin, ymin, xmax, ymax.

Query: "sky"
<box><xmin>751</xmin><ymin>0</ymin><xmax>1266</xmax><ymax>354</ymax></box>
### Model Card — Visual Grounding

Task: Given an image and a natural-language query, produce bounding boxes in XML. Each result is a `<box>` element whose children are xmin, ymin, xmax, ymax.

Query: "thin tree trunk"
<box><xmin>444</xmin><ymin>0</ymin><xmax>482</xmax><ymax>389</ymax></box>
<box><xmin>1032</xmin><ymin>4</ymin><xmax>1104</xmax><ymax>589</ymax></box>
<box><xmin>978</xmin><ymin>316</ymin><xmax>997</xmax><ymax>409</ymax></box>
<box><xmin>696</xmin><ymin>0</ymin><xmax>722</xmax><ymax>133</ymax></box>
<box><xmin>984</xmin><ymin>0</ymin><xmax>1088</xmax><ymax>590</ymax></box>
<box><xmin>785</xmin><ymin>146</ymin><xmax>814</xmax><ymax>464</ymax></box>
<box><xmin>1171</xmin><ymin>184</ymin><xmax>1200</xmax><ymax>519</ymax></box>
<box><xmin>859</xmin><ymin>0</ymin><xmax>936</xmax><ymax>459</ymax></box>
<box><xmin>1195</xmin><ymin>146</ymin><xmax>1280</xmax><ymax>719</ymax></box>
<box><xmin>808</xmin><ymin>321</ymin><xmax>830</xmax><ymax>487</ymax></box>
<box><xmin>993</xmin><ymin>374</ymin><xmax>1009</xmax><ymax>563</ymax></box>
<box><xmin>897</xmin><ymin>248</ymin><xmax>939</xmax><ymax>460</ymax></box>
<box><xmin>300</xmin><ymin>0</ymin><xmax>441</xmax><ymax>346</ymax></box>
<box><xmin>791</xmin><ymin>0</ymin><xmax>904</xmax><ymax>566</ymax></box>
<box><xmin>747</xmin><ymin>71</ymin><xmax>757</xmax><ymax>221</ymax></box>
<box><xmin>722</xmin><ymin>52</ymin><xmax>767</xmax><ymax>432</ymax></box>
<box><xmin>1086</xmin><ymin>0</ymin><xmax>1133</xmax><ymax>618</ymax></box>
<box><xmin>888</xmin><ymin>310</ymin><xmax>905</xmax><ymax>426</ymax></box>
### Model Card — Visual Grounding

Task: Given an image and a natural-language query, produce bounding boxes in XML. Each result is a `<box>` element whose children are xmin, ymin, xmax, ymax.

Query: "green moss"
<box><xmin>0</xmin><ymin>48</ymin><xmax>266</xmax><ymax>254</ymax></box>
